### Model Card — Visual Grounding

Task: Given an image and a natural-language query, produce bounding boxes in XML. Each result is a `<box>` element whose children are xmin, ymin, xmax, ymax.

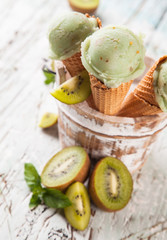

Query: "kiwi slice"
<box><xmin>50</xmin><ymin>71</ymin><xmax>91</xmax><ymax>104</ymax></box>
<box><xmin>64</xmin><ymin>182</ymin><xmax>91</xmax><ymax>231</ymax></box>
<box><xmin>38</xmin><ymin>112</ymin><xmax>58</xmax><ymax>128</ymax></box>
<box><xmin>89</xmin><ymin>157</ymin><xmax>133</xmax><ymax>212</ymax></box>
<box><xmin>68</xmin><ymin>0</ymin><xmax>99</xmax><ymax>14</ymax></box>
<box><xmin>41</xmin><ymin>146</ymin><xmax>90</xmax><ymax>191</ymax></box>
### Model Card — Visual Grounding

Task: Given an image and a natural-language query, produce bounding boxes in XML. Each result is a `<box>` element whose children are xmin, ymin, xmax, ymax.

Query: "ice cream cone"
<box><xmin>117</xmin><ymin>92</ymin><xmax>161</xmax><ymax>117</ymax></box>
<box><xmin>62</xmin><ymin>14</ymin><xmax>102</xmax><ymax>77</ymax></box>
<box><xmin>117</xmin><ymin>56</ymin><xmax>167</xmax><ymax>117</ymax></box>
<box><xmin>134</xmin><ymin>55</ymin><xmax>167</xmax><ymax>106</ymax></box>
<box><xmin>62</xmin><ymin>52</ymin><xmax>84</xmax><ymax>77</ymax></box>
<box><xmin>81</xmin><ymin>25</ymin><xmax>146</xmax><ymax>115</ymax></box>
<box><xmin>89</xmin><ymin>74</ymin><xmax>133</xmax><ymax>115</ymax></box>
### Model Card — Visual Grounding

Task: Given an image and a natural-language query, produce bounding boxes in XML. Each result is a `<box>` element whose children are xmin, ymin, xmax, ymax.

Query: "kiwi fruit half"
<box><xmin>41</xmin><ymin>146</ymin><xmax>90</xmax><ymax>191</ymax></box>
<box><xmin>50</xmin><ymin>70</ymin><xmax>91</xmax><ymax>104</ymax></box>
<box><xmin>68</xmin><ymin>0</ymin><xmax>99</xmax><ymax>14</ymax></box>
<box><xmin>38</xmin><ymin>112</ymin><xmax>58</xmax><ymax>128</ymax></box>
<box><xmin>64</xmin><ymin>182</ymin><xmax>91</xmax><ymax>231</ymax></box>
<box><xmin>89</xmin><ymin>157</ymin><xmax>133</xmax><ymax>212</ymax></box>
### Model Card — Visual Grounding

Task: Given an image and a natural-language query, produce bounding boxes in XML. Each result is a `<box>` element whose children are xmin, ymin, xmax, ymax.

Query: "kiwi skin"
<box><xmin>41</xmin><ymin>146</ymin><xmax>90</xmax><ymax>191</ymax></box>
<box><xmin>68</xmin><ymin>0</ymin><xmax>98</xmax><ymax>14</ymax></box>
<box><xmin>89</xmin><ymin>157</ymin><xmax>133</xmax><ymax>212</ymax></box>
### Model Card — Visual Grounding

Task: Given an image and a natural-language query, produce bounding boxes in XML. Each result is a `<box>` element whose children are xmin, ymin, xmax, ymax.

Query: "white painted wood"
<box><xmin>1</xmin><ymin>0</ymin><xmax>167</xmax><ymax>239</ymax></box>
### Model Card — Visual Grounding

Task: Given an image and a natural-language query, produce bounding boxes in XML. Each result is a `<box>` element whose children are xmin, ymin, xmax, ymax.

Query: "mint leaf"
<box><xmin>43</xmin><ymin>189</ymin><xmax>71</xmax><ymax>209</ymax></box>
<box><xmin>24</xmin><ymin>163</ymin><xmax>41</xmax><ymax>191</ymax></box>
<box><xmin>29</xmin><ymin>194</ymin><xmax>41</xmax><ymax>209</ymax></box>
<box><xmin>31</xmin><ymin>185</ymin><xmax>46</xmax><ymax>197</ymax></box>
<box><xmin>44</xmin><ymin>78</ymin><xmax>55</xmax><ymax>85</ymax></box>
<box><xmin>42</xmin><ymin>66</ymin><xmax>56</xmax><ymax>85</ymax></box>
<box><xmin>24</xmin><ymin>163</ymin><xmax>71</xmax><ymax>210</ymax></box>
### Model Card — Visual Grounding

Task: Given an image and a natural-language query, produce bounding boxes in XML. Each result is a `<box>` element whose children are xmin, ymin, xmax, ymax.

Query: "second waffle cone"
<box><xmin>117</xmin><ymin>55</ymin><xmax>167</xmax><ymax>117</ymax></box>
<box><xmin>134</xmin><ymin>55</ymin><xmax>167</xmax><ymax>106</ymax></box>
<box><xmin>117</xmin><ymin>92</ymin><xmax>162</xmax><ymax>117</ymax></box>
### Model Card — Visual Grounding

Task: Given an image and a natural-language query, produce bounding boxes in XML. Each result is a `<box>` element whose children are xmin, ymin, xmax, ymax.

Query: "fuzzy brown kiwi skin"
<box><xmin>89</xmin><ymin>158</ymin><xmax>133</xmax><ymax>212</ymax></box>
<box><xmin>41</xmin><ymin>147</ymin><xmax>90</xmax><ymax>191</ymax></box>
<box><xmin>68</xmin><ymin>0</ymin><xmax>98</xmax><ymax>14</ymax></box>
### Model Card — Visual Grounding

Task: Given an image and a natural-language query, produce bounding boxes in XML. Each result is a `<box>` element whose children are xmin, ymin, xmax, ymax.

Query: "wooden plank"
<box><xmin>97</xmin><ymin>0</ymin><xmax>145</xmax><ymax>25</ymax></box>
<box><xmin>125</xmin><ymin>0</ymin><xmax>167</xmax><ymax>58</ymax></box>
<box><xmin>146</xmin><ymin>11</ymin><xmax>167</xmax><ymax>58</ymax></box>
<box><xmin>1</xmin><ymin>0</ymin><xmax>167</xmax><ymax>239</ymax></box>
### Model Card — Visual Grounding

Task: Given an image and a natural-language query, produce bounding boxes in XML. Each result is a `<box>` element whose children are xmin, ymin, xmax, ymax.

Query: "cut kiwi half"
<box><xmin>38</xmin><ymin>112</ymin><xmax>58</xmax><ymax>128</ymax></box>
<box><xmin>68</xmin><ymin>0</ymin><xmax>99</xmax><ymax>14</ymax></box>
<box><xmin>41</xmin><ymin>146</ymin><xmax>90</xmax><ymax>191</ymax></box>
<box><xmin>50</xmin><ymin>70</ymin><xmax>91</xmax><ymax>104</ymax></box>
<box><xmin>64</xmin><ymin>182</ymin><xmax>91</xmax><ymax>231</ymax></box>
<box><xmin>89</xmin><ymin>157</ymin><xmax>133</xmax><ymax>212</ymax></box>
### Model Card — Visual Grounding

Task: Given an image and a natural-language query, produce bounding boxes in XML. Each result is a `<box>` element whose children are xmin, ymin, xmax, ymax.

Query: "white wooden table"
<box><xmin>1</xmin><ymin>0</ymin><xmax>167</xmax><ymax>239</ymax></box>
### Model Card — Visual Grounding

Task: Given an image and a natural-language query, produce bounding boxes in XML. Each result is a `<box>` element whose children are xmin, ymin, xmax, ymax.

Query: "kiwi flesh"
<box><xmin>68</xmin><ymin>0</ymin><xmax>99</xmax><ymax>14</ymax></box>
<box><xmin>89</xmin><ymin>157</ymin><xmax>133</xmax><ymax>212</ymax></box>
<box><xmin>64</xmin><ymin>182</ymin><xmax>91</xmax><ymax>231</ymax></box>
<box><xmin>38</xmin><ymin>112</ymin><xmax>58</xmax><ymax>128</ymax></box>
<box><xmin>50</xmin><ymin>70</ymin><xmax>91</xmax><ymax>104</ymax></box>
<box><xmin>41</xmin><ymin>146</ymin><xmax>90</xmax><ymax>191</ymax></box>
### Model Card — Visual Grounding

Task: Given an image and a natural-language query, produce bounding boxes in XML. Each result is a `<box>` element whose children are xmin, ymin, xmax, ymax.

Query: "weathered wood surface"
<box><xmin>0</xmin><ymin>0</ymin><xmax>167</xmax><ymax>239</ymax></box>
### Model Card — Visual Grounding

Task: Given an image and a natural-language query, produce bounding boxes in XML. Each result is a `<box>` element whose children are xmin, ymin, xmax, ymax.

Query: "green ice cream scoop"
<box><xmin>153</xmin><ymin>59</ymin><xmax>167</xmax><ymax>112</ymax></box>
<box><xmin>81</xmin><ymin>25</ymin><xmax>145</xmax><ymax>88</ymax></box>
<box><xmin>49</xmin><ymin>12</ymin><xmax>99</xmax><ymax>60</ymax></box>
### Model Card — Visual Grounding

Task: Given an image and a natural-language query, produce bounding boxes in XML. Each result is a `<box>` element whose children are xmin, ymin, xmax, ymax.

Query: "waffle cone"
<box><xmin>62</xmin><ymin>52</ymin><xmax>84</xmax><ymax>77</ymax></box>
<box><xmin>133</xmin><ymin>55</ymin><xmax>167</xmax><ymax>106</ymax></box>
<box><xmin>62</xmin><ymin>14</ymin><xmax>102</xmax><ymax>77</ymax></box>
<box><xmin>117</xmin><ymin>92</ymin><xmax>161</xmax><ymax>117</ymax></box>
<box><xmin>117</xmin><ymin>56</ymin><xmax>167</xmax><ymax>117</ymax></box>
<box><xmin>89</xmin><ymin>74</ymin><xmax>133</xmax><ymax>115</ymax></box>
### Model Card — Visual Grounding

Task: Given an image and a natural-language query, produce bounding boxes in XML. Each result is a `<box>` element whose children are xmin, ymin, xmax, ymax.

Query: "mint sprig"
<box><xmin>24</xmin><ymin>163</ymin><xmax>71</xmax><ymax>209</ymax></box>
<box><xmin>42</xmin><ymin>65</ymin><xmax>56</xmax><ymax>85</ymax></box>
